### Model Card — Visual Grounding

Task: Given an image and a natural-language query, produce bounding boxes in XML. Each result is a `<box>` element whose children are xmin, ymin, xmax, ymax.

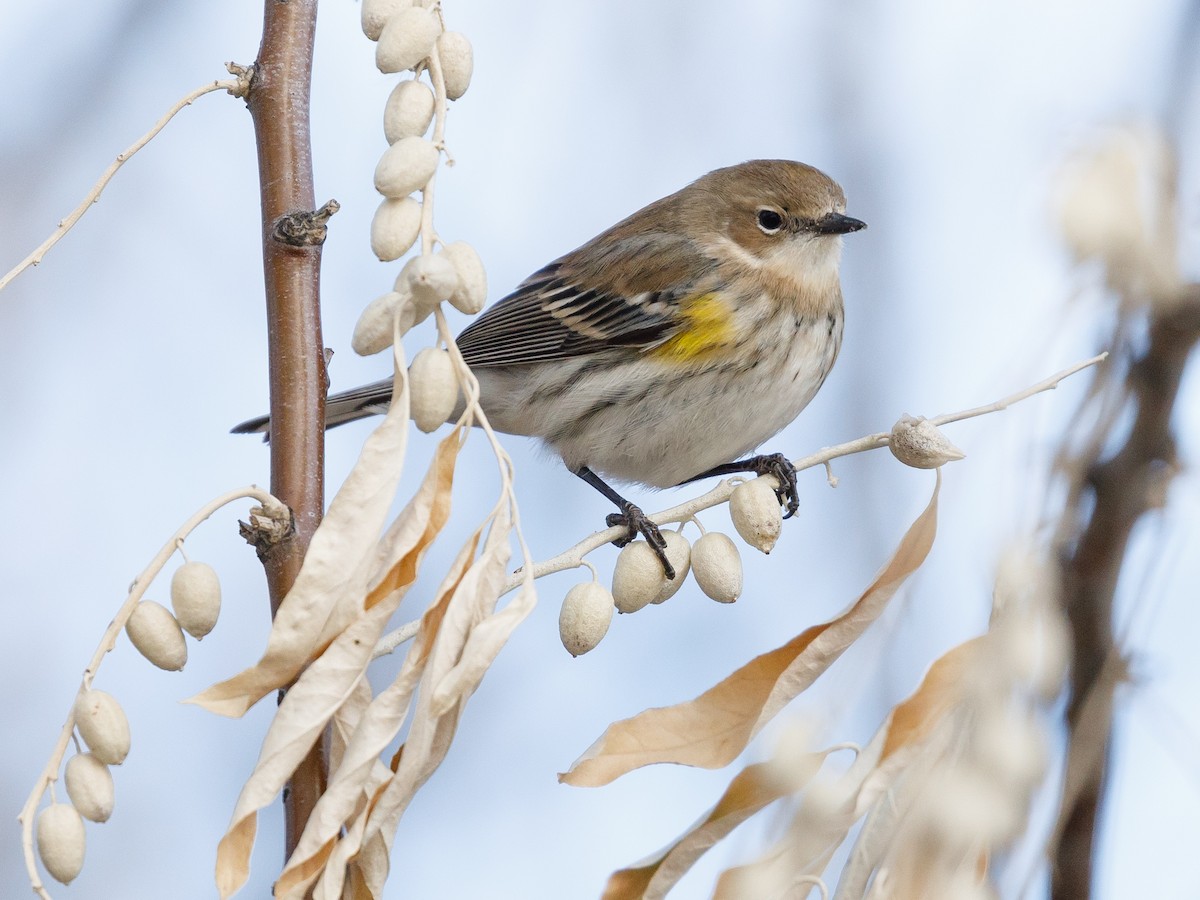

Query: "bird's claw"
<box><xmin>606</xmin><ymin>504</ymin><xmax>676</xmax><ymax>580</ymax></box>
<box><xmin>747</xmin><ymin>452</ymin><xmax>800</xmax><ymax>519</ymax></box>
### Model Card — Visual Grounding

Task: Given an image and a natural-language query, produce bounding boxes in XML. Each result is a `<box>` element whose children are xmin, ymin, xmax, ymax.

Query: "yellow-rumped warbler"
<box><xmin>237</xmin><ymin>160</ymin><xmax>864</xmax><ymax>575</ymax></box>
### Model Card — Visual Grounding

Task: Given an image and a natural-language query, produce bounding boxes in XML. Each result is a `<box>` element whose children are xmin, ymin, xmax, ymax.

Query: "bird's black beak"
<box><xmin>813</xmin><ymin>212</ymin><xmax>867</xmax><ymax>234</ymax></box>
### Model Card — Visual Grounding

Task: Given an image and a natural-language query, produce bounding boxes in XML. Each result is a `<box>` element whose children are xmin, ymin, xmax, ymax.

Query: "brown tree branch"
<box><xmin>1052</xmin><ymin>286</ymin><xmax>1200</xmax><ymax>898</ymax></box>
<box><xmin>245</xmin><ymin>0</ymin><xmax>330</xmax><ymax>864</ymax></box>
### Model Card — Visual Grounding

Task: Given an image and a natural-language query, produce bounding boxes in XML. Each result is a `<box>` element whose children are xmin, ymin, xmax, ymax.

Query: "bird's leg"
<box><xmin>681</xmin><ymin>452</ymin><xmax>800</xmax><ymax>518</ymax></box>
<box><xmin>573</xmin><ymin>466</ymin><xmax>675</xmax><ymax>580</ymax></box>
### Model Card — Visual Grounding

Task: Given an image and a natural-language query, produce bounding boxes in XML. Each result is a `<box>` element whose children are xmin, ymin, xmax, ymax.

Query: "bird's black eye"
<box><xmin>756</xmin><ymin>208</ymin><xmax>784</xmax><ymax>234</ymax></box>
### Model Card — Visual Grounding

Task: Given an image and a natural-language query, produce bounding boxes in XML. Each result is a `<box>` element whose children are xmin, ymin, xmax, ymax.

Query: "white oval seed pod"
<box><xmin>374</xmin><ymin>136</ymin><xmax>439</xmax><ymax>200</ymax></box>
<box><xmin>889</xmin><ymin>414</ymin><xmax>966</xmax><ymax>469</ymax></box>
<box><xmin>384</xmin><ymin>79</ymin><xmax>436</xmax><ymax>143</ymax></box>
<box><xmin>73</xmin><ymin>690</ymin><xmax>130</xmax><ymax>766</ymax></box>
<box><xmin>361</xmin><ymin>0</ymin><xmax>412</xmax><ymax>41</ymax></box>
<box><xmin>440</xmin><ymin>241</ymin><xmax>487</xmax><ymax>314</ymax></box>
<box><xmin>37</xmin><ymin>804</ymin><xmax>86</xmax><ymax>885</ymax></box>
<box><xmin>436</xmin><ymin>32</ymin><xmax>474</xmax><ymax>100</ymax></box>
<box><xmin>370</xmin><ymin>196</ymin><xmax>422</xmax><ymax>261</ymax></box>
<box><xmin>376</xmin><ymin>6</ymin><xmax>442</xmax><ymax>74</ymax></box>
<box><xmin>353</xmin><ymin>290</ymin><xmax>417</xmax><ymax>356</ymax></box>
<box><xmin>170</xmin><ymin>561</ymin><xmax>221</xmax><ymax>639</ymax></box>
<box><xmin>401</xmin><ymin>253</ymin><xmax>459</xmax><ymax>309</ymax></box>
<box><xmin>650</xmin><ymin>531</ymin><xmax>691</xmax><ymax>604</ymax></box>
<box><xmin>612</xmin><ymin>542</ymin><xmax>665</xmax><ymax>613</ymax></box>
<box><xmin>391</xmin><ymin>271</ymin><xmax>438</xmax><ymax>324</ymax></box>
<box><xmin>409</xmin><ymin>347</ymin><xmax>458</xmax><ymax>433</ymax></box>
<box><xmin>64</xmin><ymin>753</ymin><xmax>114</xmax><ymax>823</ymax></box>
<box><xmin>125</xmin><ymin>601</ymin><xmax>187</xmax><ymax>671</ymax></box>
<box><xmin>691</xmin><ymin>532</ymin><xmax>743</xmax><ymax>603</ymax></box>
<box><xmin>730</xmin><ymin>479</ymin><xmax>782</xmax><ymax>554</ymax></box>
<box><xmin>558</xmin><ymin>581</ymin><xmax>615</xmax><ymax>656</ymax></box>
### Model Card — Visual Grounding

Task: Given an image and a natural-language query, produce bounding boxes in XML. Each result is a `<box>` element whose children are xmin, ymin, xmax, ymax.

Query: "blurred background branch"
<box><xmin>1052</xmin><ymin>285</ymin><xmax>1200</xmax><ymax>898</ymax></box>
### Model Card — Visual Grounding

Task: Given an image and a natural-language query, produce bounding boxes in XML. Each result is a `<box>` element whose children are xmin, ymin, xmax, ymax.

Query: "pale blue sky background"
<box><xmin>2</xmin><ymin>1</ymin><xmax>1198</xmax><ymax>898</ymax></box>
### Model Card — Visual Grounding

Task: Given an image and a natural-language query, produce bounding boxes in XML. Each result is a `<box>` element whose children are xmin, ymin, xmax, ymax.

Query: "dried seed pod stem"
<box><xmin>19</xmin><ymin>486</ymin><xmax>287</xmax><ymax>900</ymax></box>
<box><xmin>491</xmin><ymin>356</ymin><xmax>1107</xmax><ymax>595</ymax></box>
<box><xmin>376</xmin><ymin>352</ymin><xmax>1110</xmax><ymax>654</ymax></box>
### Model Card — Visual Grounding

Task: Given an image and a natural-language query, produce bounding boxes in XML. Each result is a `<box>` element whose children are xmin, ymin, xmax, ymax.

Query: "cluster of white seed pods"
<box><xmin>35</xmin><ymin>690</ymin><xmax>130</xmax><ymax>884</ymax></box>
<box><xmin>355</xmin><ymin>0</ymin><xmax>486</xmax><ymax>439</ymax></box>
<box><xmin>36</xmin><ymin>560</ymin><xmax>223</xmax><ymax>885</ymax></box>
<box><xmin>122</xmin><ymin>560</ymin><xmax>222</xmax><ymax>670</ymax></box>
<box><xmin>560</xmin><ymin>515</ymin><xmax>756</xmax><ymax>655</ymax></box>
<box><xmin>611</xmin><ymin>531</ymin><xmax>693</xmax><ymax>614</ymax></box>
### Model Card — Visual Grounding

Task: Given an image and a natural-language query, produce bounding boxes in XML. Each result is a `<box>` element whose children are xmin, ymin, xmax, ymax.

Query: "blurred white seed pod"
<box><xmin>999</xmin><ymin>608</ymin><xmax>1071</xmax><ymax>699</ymax></box>
<box><xmin>436</xmin><ymin>32</ymin><xmax>474</xmax><ymax>100</ymax></box>
<box><xmin>384</xmin><ymin>79</ymin><xmax>436</xmax><ymax>143</ymax></box>
<box><xmin>1057</xmin><ymin>126</ymin><xmax>1179</xmax><ymax>300</ymax></box>
<box><xmin>370</xmin><ymin>196</ymin><xmax>423</xmax><ymax>261</ymax></box>
<box><xmin>409</xmin><ymin>347</ymin><xmax>458</xmax><ymax>433</ymax></box>
<box><xmin>558</xmin><ymin>581</ymin><xmax>615</xmax><ymax>656</ymax></box>
<box><xmin>361</xmin><ymin>0</ymin><xmax>412</xmax><ymax>42</ymax></box>
<box><xmin>650</xmin><ymin>531</ymin><xmax>691</xmax><ymax>604</ymax></box>
<box><xmin>914</xmin><ymin>766</ymin><xmax>1021</xmax><ymax>848</ymax></box>
<box><xmin>36</xmin><ymin>804</ymin><xmax>86</xmax><ymax>885</ymax></box>
<box><xmin>729</xmin><ymin>479</ymin><xmax>782</xmax><ymax>553</ymax></box>
<box><xmin>64</xmin><ymin>753</ymin><xmax>114</xmax><ymax>823</ymax></box>
<box><xmin>352</xmin><ymin>289</ymin><xmax>418</xmax><ymax>356</ymax></box>
<box><xmin>376</xmin><ymin>6</ymin><xmax>442</xmax><ymax>74</ymax></box>
<box><xmin>889</xmin><ymin>415</ymin><xmax>965</xmax><ymax>469</ymax></box>
<box><xmin>400</xmin><ymin>252</ymin><xmax>459</xmax><ymax>309</ymax></box>
<box><xmin>691</xmin><ymin>532</ymin><xmax>743</xmax><ymax>603</ymax></box>
<box><xmin>970</xmin><ymin>709</ymin><xmax>1047</xmax><ymax>788</ymax></box>
<box><xmin>73</xmin><ymin>690</ymin><xmax>130</xmax><ymax>766</ymax></box>
<box><xmin>439</xmin><ymin>241</ymin><xmax>487</xmax><ymax>314</ymax></box>
<box><xmin>125</xmin><ymin>601</ymin><xmax>188</xmax><ymax>671</ymax></box>
<box><xmin>374</xmin><ymin>136</ymin><xmax>439</xmax><ymax>200</ymax></box>
<box><xmin>170</xmin><ymin>561</ymin><xmax>221</xmax><ymax>639</ymax></box>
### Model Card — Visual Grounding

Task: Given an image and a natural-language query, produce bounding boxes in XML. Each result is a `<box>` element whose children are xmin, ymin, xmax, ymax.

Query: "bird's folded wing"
<box><xmin>456</xmin><ymin>231</ymin><xmax>719</xmax><ymax>368</ymax></box>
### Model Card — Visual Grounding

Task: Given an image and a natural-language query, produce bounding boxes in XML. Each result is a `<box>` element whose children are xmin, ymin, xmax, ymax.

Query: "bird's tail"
<box><xmin>230</xmin><ymin>378</ymin><xmax>395</xmax><ymax>438</ymax></box>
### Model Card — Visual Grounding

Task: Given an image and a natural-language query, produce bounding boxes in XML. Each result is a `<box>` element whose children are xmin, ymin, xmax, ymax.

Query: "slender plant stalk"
<box><xmin>1052</xmin><ymin>288</ymin><xmax>1200</xmax><ymax>898</ymax></box>
<box><xmin>245</xmin><ymin>0</ymin><xmax>330</xmax><ymax>863</ymax></box>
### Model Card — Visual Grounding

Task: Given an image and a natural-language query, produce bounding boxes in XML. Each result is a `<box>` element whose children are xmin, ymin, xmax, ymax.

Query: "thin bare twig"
<box><xmin>0</xmin><ymin>74</ymin><xmax>247</xmax><ymax>294</ymax></box>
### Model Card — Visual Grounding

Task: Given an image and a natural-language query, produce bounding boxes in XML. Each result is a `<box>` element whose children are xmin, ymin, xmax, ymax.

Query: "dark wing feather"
<box><xmin>456</xmin><ymin>231</ymin><xmax>718</xmax><ymax>368</ymax></box>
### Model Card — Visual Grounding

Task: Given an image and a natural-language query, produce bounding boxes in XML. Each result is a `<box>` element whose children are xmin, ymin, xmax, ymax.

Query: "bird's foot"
<box><xmin>606</xmin><ymin>503</ymin><xmax>675</xmax><ymax>580</ymax></box>
<box><xmin>742</xmin><ymin>452</ymin><xmax>799</xmax><ymax>518</ymax></box>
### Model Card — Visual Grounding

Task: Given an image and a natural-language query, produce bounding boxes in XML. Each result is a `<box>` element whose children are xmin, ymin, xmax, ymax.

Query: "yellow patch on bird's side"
<box><xmin>649</xmin><ymin>293</ymin><xmax>735</xmax><ymax>363</ymax></box>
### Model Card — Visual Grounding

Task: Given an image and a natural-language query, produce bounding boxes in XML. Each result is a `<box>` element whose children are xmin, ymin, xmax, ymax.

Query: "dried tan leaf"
<box><xmin>356</xmin><ymin>505</ymin><xmax>523</xmax><ymax>898</ymax></box>
<box><xmin>212</xmin><ymin>434</ymin><xmax>460</xmax><ymax>899</ymax></box>
<box><xmin>274</xmin><ymin>530</ymin><xmax>482</xmax><ymax>900</ymax></box>
<box><xmin>330</xmin><ymin>674</ymin><xmax>374</xmax><ymax>775</ymax></box>
<box><xmin>880</xmin><ymin>637</ymin><xmax>983</xmax><ymax>762</ymax></box>
<box><xmin>603</xmin><ymin>754</ymin><xmax>826</xmax><ymax>900</ymax></box>
<box><xmin>851</xmin><ymin>635</ymin><xmax>984</xmax><ymax>821</ymax></box>
<box><xmin>214</xmin><ymin>600</ymin><xmax>398</xmax><ymax>899</ymax></box>
<box><xmin>718</xmin><ymin>637</ymin><xmax>987</xmax><ymax>900</ymax></box>
<box><xmin>562</xmin><ymin>475</ymin><xmax>941</xmax><ymax>787</ymax></box>
<box><xmin>306</xmin><ymin>502</ymin><xmax>523</xmax><ymax>899</ymax></box>
<box><xmin>189</xmin><ymin>368</ymin><xmax>414</xmax><ymax>719</ymax></box>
